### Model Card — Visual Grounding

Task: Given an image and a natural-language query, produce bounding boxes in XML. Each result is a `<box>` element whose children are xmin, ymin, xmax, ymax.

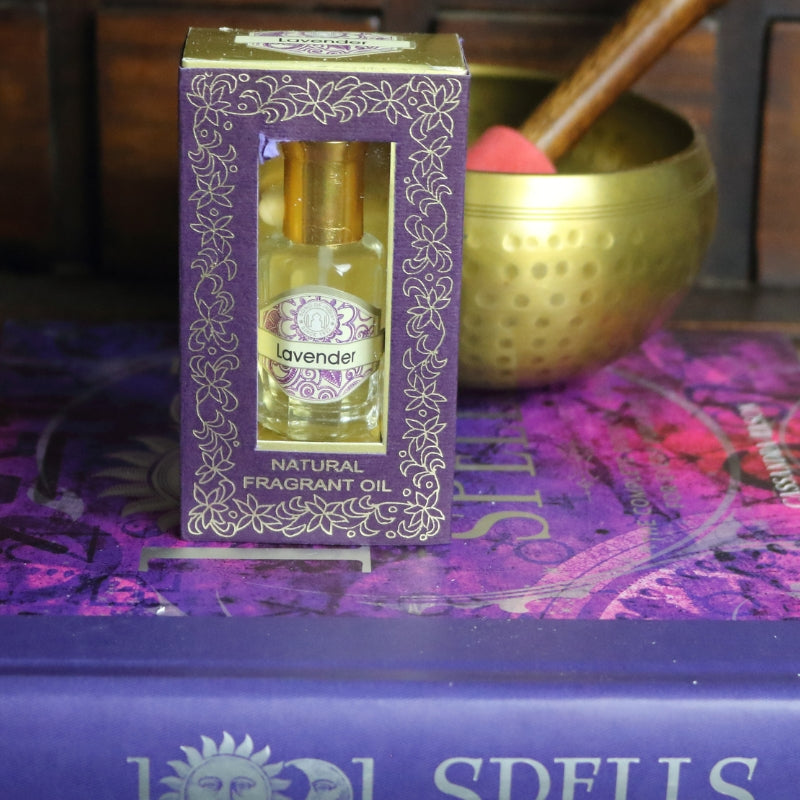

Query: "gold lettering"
<box><xmin>455</xmin><ymin>451</ymin><xmax>537</xmax><ymax>477</ymax></box>
<box><xmin>352</xmin><ymin>758</ymin><xmax>375</xmax><ymax>800</ymax></box>
<box><xmin>241</xmin><ymin>475</ymin><xmax>354</xmax><ymax>491</ymax></box>
<box><xmin>127</xmin><ymin>757</ymin><xmax>151</xmax><ymax>800</ymax></box>
<box><xmin>267</xmin><ymin>458</ymin><xmax>363</xmax><ymax>473</ymax></box>
<box><xmin>453</xmin><ymin>510</ymin><xmax>550</xmax><ymax>541</ymax></box>
<box><xmin>452</xmin><ymin>479</ymin><xmax>543</xmax><ymax>507</ymax></box>
<box><xmin>453</xmin><ymin>402</ymin><xmax>549</xmax><ymax>542</ymax></box>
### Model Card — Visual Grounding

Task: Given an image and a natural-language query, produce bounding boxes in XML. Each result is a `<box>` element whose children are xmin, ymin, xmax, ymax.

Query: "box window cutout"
<box><xmin>256</xmin><ymin>140</ymin><xmax>393</xmax><ymax>451</ymax></box>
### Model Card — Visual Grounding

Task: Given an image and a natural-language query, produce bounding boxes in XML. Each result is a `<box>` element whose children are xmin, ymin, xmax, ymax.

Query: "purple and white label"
<box><xmin>234</xmin><ymin>31</ymin><xmax>415</xmax><ymax>59</ymax></box>
<box><xmin>259</xmin><ymin>288</ymin><xmax>383</xmax><ymax>403</ymax></box>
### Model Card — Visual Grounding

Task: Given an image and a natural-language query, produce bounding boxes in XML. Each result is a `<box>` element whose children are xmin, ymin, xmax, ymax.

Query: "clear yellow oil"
<box><xmin>257</xmin><ymin>235</ymin><xmax>386</xmax><ymax>443</ymax></box>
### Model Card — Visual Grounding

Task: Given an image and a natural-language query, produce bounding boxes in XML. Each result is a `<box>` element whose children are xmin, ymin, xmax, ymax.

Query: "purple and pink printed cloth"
<box><xmin>2</xmin><ymin>321</ymin><xmax>800</xmax><ymax>619</ymax></box>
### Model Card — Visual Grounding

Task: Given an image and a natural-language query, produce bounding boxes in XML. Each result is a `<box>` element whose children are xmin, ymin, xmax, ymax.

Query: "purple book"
<box><xmin>3</xmin><ymin>322</ymin><xmax>800</xmax><ymax>799</ymax></box>
<box><xmin>1</xmin><ymin>322</ymin><xmax>800</xmax><ymax>620</ymax></box>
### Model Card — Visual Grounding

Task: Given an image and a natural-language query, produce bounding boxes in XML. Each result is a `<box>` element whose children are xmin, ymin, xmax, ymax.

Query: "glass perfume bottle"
<box><xmin>257</xmin><ymin>140</ymin><xmax>387</xmax><ymax>443</ymax></box>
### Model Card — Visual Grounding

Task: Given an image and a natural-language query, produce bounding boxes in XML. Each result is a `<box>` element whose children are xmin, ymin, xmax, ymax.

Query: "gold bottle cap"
<box><xmin>282</xmin><ymin>140</ymin><xmax>366</xmax><ymax>246</ymax></box>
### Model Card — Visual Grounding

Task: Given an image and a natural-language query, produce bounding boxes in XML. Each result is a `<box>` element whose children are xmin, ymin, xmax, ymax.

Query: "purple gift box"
<box><xmin>178</xmin><ymin>30</ymin><xmax>470</xmax><ymax>545</ymax></box>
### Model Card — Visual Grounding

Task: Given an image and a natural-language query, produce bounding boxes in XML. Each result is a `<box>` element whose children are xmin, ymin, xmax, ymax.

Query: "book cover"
<box><xmin>3</xmin><ymin>321</ymin><xmax>800</xmax><ymax>798</ymax></box>
<box><xmin>2</xmin><ymin>321</ymin><xmax>800</xmax><ymax>620</ymax></box>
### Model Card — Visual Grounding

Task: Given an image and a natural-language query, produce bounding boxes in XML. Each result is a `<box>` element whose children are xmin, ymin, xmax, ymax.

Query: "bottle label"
<box><xmin>234</xmin><ymin>31</ymin><xmax>415</xmax><ymax>59</ymax></box>
<box><xmin>259</xmin><ymin>288</ymin><xmax>383</xmax><ymax>403</ymax></box>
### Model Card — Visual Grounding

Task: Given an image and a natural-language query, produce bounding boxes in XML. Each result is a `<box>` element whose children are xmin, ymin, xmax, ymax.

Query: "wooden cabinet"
<box><xmin>0</xmin><ymin>7</ymin><xmax>52</xmax><ymax>266</ymax></box>
<box><xmin>758</xmin><ymin>20</ymin><xmax>800</xmax><ymax>286</ymax></box>
<box><xmin>1</xmin><ymin>0</ymin><xmax>799</xmax><ymax>289</ymax></box>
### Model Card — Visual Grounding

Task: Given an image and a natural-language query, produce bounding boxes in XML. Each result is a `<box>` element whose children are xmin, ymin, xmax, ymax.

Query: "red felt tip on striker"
<box><xmin>466</xmin><ymin>126</ymin><xmax>557</xmax><ymax>175</ymax></box>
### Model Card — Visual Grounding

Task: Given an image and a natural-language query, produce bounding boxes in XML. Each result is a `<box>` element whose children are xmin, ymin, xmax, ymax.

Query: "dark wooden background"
<box><xmin>2</xmin><ymin>0</ymin><xmax>799</xmax><ymax>320</ymax></box>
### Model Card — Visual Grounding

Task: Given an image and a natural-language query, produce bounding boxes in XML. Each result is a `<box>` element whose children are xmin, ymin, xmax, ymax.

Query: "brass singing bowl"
<box><xmin>459</xmin><ymin>66</ymin><xmax>718</xmax><ymax>389</ymax></box>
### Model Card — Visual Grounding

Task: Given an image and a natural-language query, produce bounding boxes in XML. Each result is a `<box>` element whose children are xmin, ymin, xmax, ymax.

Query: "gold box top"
<box><xmin>182</xmin><ymin>29</ymin><xmax>468</xmax><ymax>74</ymax></box>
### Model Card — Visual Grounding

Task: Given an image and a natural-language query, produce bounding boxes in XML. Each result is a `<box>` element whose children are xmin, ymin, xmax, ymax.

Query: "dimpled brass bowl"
<box><xmin>459</xmin><ymin>66</ymin><xmax>717</xmax><ymax>388</ymax></box>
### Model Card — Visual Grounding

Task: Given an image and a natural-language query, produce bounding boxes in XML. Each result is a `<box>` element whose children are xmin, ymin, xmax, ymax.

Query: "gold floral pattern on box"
<box><xmin>184</xmin><ymin>71</ymin><xmax>463</xmax><ymax>542</ymax></box>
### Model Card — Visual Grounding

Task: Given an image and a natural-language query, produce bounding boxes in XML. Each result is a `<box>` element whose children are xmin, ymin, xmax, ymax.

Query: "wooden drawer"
<box><xmin>758</xmin><ymin>20</ymin><xmax>800</xmax><ymax>286</ymax></box>
<box><xmin>0</xmin><ymin>7</ymin><xmax>51</xmax><ymax>261</ymax></box>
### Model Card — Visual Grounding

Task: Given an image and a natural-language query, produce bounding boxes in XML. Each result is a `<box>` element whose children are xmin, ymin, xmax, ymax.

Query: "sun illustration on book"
<box><xmin>97</xmin><ymin>434</ymin><xmax>179</xmax><ymax>531</ymax></box>
<box><xmin>160</xmin><ymin>732</ymin><xmax>291</xmax><ymax>800</ymax></box>
<box><xmin>95</xmin><ymin>395</ymin><xmax>180</xmax><ymax>531</ymax></box>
